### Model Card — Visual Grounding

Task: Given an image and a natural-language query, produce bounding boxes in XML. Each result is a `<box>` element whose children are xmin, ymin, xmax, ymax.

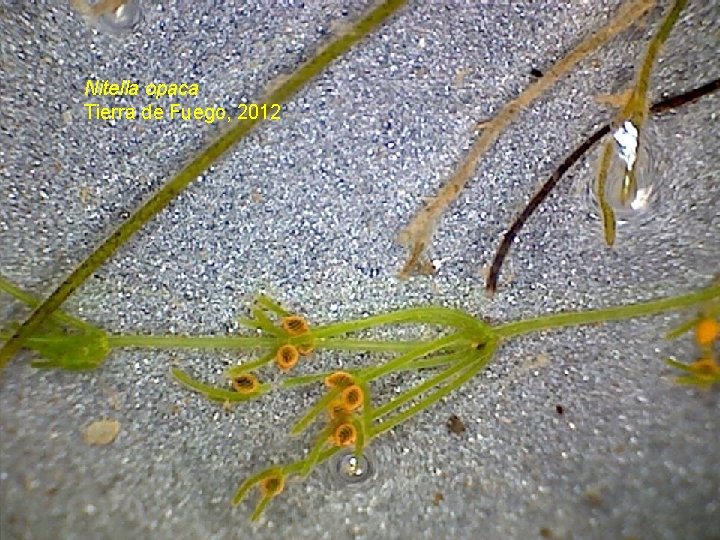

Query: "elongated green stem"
<box><xmin>281</xmin><ymin>372</ymin><xmax>336</xmax><ymax>388</ymax></box>
<box><xmin>280</xmin><ymin>351</ymin><xmax>463</xmax><ymax>388</ymax></box>
<box><xmin>290</xmin><ymin>388</ymin><xmax>341</xmax><ymax>436</ymax></box>
<box><xmin>107</xmin><ymin>335</ymin><xmax>277</xmax><ymax>349</ymax></box>
<box><xmin>360</xmin><ymin>333</ymin><xmax>467</xmax><ymax>381</ymax></box>
<box><xmin>370</xmin><ymin>351</ymin><xmax>492</xmax><ymax>437</ymax></box>
<box><xmin>352</xmin><ymin>415</ymin><xmax>368</xmax><ymax>461</ymax></box>
<box><xmin>171</xmin><ymin>368</ymin><xmax>269</xmax><ymax>402</ymax></box>
<box><xmin>315</xmin><ymin>338</ymin><xmax>428</xmax><ymax>352</ymax></box>
<box><xmin>596</xmin><ymin>140</ymin><xmax>617</xmax><ymax>245</ymax></box>
<box><xmin>371</xmin><ymin>352</ymin><xmax>474</xmax><ymax>419</ymax></box>
<box><xmin>226</xmin><ymin>351</ymin><xmax>276</xmax><ymax>376</ymax></box>
<box><xmin>251</xmin><ymin>307</ymin><xmax>284</xmax><ymax>335</ymax></box>
<box><xmin>358</xmin><ymin>379</ymin><xmax>374</xmax><ymax>453</ymax></box>
<box><xmin>665</xmin><ymin>316</ymin><xmax>699</xmax><ymax>340</ymax></box>
<box><xmin>250</xmin><ymin>497</ymin><xmax>275</xmax><ymax>521</ymax></box>
<box><xmin>300</xmin><ymin>425</ymin><xmax>334</xmax><ymax>477</ymax></box>
<box><xmin>618</xmin><ymin>0</ymin><xmax>687</xmax><ymax>203</ymax></box>
<box><xmin>623</xmin><ymin>0</ymin><xmax>687</xmax><ymax>127</ymax></box>
<box><xmin>494</xmin><ymin>285</ymin><xmax>719</xmax><ymax>339</ymax></box>
<box><xmin>393</xmin><ymin>352</ymin><xmax>467</xmax><ymax>372</ymax></box>
<box><xmin>254</xmin><ymin>295</ymin><xmax>290</xmax><ymax>317</ymax></box>
<box><xmin>312</xmin><ymin>306</ymin><xmax>486</xmax><ymax>337</ymax></box>
<box><xmin>237</xmin><ymin>316</ymin><xmax>282</xmax><ymax>336</ymax></box>
<box><xmin>0</xmin><ymin>274</ymin><xmax>97</xmax><ymax>333</ymax></box>
<box><xmin>0</xmin><ymin>0</ymin><xmax>409</xmax><ymax>371</ymax></box>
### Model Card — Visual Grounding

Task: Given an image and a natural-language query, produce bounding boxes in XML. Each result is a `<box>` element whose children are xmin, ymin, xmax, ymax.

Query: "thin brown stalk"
<box><xmin>397</xmin><ymin>0</ymin><xmax>656</xmax><ymax>276</ymax></box>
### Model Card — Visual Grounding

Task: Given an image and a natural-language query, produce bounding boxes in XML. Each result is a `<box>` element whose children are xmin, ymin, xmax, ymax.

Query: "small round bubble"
<box><xmin>329</xmin><ymin>449</ymin><xmax>375</xmax><ymax>487</ymax></box>
<box><xmin>584</xmin><ymin>116</ymin><xmax>669</xmax><ymax>228</ymax></box>
<box><xmin>96</xmin><ymin>0</ymin><xmax>142</xmax><ymax>35</ymax></box>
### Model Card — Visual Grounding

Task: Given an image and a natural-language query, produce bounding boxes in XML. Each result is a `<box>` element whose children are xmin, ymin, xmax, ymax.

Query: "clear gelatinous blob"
<box><xmin>329</xmin><ymin>449</ymin><xmax>375</xmax><ymax>487</ymax></box>
<box><xmin>585</xmin><ymin>116</ymin><xmax>668</xmax><ymax>226</ymax></box>
<box><xmin>96</xmin><ymin>0</ymin><xmax>142</xmax><ymax>34</ymax></box>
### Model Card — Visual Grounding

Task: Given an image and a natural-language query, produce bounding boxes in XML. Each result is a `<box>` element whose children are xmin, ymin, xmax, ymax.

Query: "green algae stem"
<box><xmin>597</xmin><ymin>0</ymin><xmax>686</xmax><ymax>239</ymax></box>
<box><xmin>0</xmin><ymin>0</ymin><xmax>408</xmax><ymax>371</ymax></box>
<box><xmin>493</xmin><ymin>284</ymin><xmax>719</xmax><ymax>339</ymax></box>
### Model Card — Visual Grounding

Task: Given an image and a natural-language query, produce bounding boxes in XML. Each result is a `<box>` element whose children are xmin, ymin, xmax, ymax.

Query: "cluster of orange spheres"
<box><xmin>275</xmin><ymin>315</ymin><xmax>315</xmax><ymax>372</ymax></box>
<box><xmin>324</xmin><ymin>371</ymin><xmax>365</xmax><ymax>447</ymax></box>
<box><xmin>229</xmin><ymin>314</ymin><xmax>315</xmax><ymax>394</ymax></box>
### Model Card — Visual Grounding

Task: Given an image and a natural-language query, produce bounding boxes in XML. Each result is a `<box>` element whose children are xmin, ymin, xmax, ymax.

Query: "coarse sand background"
<box><xmin>1</xmin><ymin>1</ymin><xmax>718</xmax><ymax>539</ymax></box>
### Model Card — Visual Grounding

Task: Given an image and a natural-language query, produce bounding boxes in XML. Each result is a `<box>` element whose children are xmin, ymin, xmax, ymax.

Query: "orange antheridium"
<box><xmin>275</xmin><ymin>344</ymin><xmax>300</xmax><ymax>373</ymax></box>
<box><xmin>329</xmin><ymin>422</ymin><xmax>357</xmax><ymax>447</ymax></box>
<box><xmin>340</xmin><ymin>384</ymin><xmax>364</xmax><ymax>411</ymax></box>
<box><xmin>280</xmin><ymin>314</ymin><xmax>316</xmax><ymax>356</ymax></box>
<box><xmin>326</xmin><ymin>384</ymin><xmax>365</xmax><ymax>419</ymax></box>
<box><xmin>668</xmin><ymin>312</ymin><xmax>720</xmax><ymax>388</ymax></box>
<box><xmin>231</xmin><ymin>373</ymin><xmax>260</xmax><ymax>394</ymax></box>
<box><xmin>695</xmin><ymin>316</ymin><xmax>718</xmax><ymax>348</ymax></box>
<box><xmin>259</xmin><ymin>473</ymin><xmax>285</xmax><ymax>498</ymax></box>
<box><xmin>324</xmin><ymin>371</ymin><xmax>355</xmax><ymax>389</ymax></box>
<box><xmin>281</xmin><ymin>315</ymin><xmax>310</xmax><ymax>336</ymax></box>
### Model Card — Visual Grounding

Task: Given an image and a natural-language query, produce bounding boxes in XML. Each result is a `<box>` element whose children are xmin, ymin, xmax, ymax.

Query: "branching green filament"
<box><xmin>1</xmin><ymin>0</ymin><xmax>713</xmax><ymax>527</ymax></box>
<box><xmin>493</xmin><ymin>284</ymin><xmax>718</xmax><ymax>339</ymax></box>
<box><xmin>3</xmin><ymin>276</ymin><xmax>717</xmax><ymax>520</ymax></box>
<box><xmin>0</xmin><ymin>0</ymin><xmax>409</xmax><ymax>371</ymax></box>
<box><xmin>0</xmin><ymin>274</ymin><xmax>98</xmax><ymax>334</ymax></box>
<box><xmin>171</xmin><ymin>367</ymin><xmax>269</xmax><ymax>402</ymax></box>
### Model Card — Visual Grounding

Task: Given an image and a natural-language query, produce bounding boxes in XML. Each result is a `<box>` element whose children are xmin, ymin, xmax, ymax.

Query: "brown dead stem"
<box><xmin>397</xmin><ymin>0</ymin><xmax>656</xmax><ymax>276</ymax></box>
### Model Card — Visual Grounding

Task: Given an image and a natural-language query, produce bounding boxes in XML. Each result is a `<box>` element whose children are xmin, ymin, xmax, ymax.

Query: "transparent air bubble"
<box><xmin>95</xmin><ymin>0</ymin><xmax>142</xmax><ymax>35</ymax></box>
<box><xmin>328</xmin><ymin>449</ymin><xmax>376</xmax><ymax>488</ymax></box>
<box><xmin>585</xmin><ymin>116</ymin><xmax>668</xmax><ymax>227</ymax></box>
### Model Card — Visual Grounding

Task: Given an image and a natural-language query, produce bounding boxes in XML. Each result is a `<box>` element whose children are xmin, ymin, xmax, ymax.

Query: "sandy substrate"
<box><xmin>1</xmin><ymin>2</ymin><xmax>718</xmax><ymax>539</ymax></box>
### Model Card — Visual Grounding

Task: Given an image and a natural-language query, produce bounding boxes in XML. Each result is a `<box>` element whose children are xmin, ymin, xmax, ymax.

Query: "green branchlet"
<box><xmin>596</xmin><ymin>0</ymin><xmax>686</xmax><ymax>245</ymax></box>
<box><xmin>171</xmin><ymin>367</ymin><xmax>270</xmax><ymax>402</ymax></box>
<box><xmin>2</xmin><ymin>279</ymin><xmax>718</xmax><ymax>520</ymax></box>
<box><xmin>664</xmin><ymin>297</ymin><xmax>720</xmax><ymax>388</ymax></box>
<box><xmin>0</xmin><ymin>0</ymin><xmax>411</xmax><ymax>370</ymax></box>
